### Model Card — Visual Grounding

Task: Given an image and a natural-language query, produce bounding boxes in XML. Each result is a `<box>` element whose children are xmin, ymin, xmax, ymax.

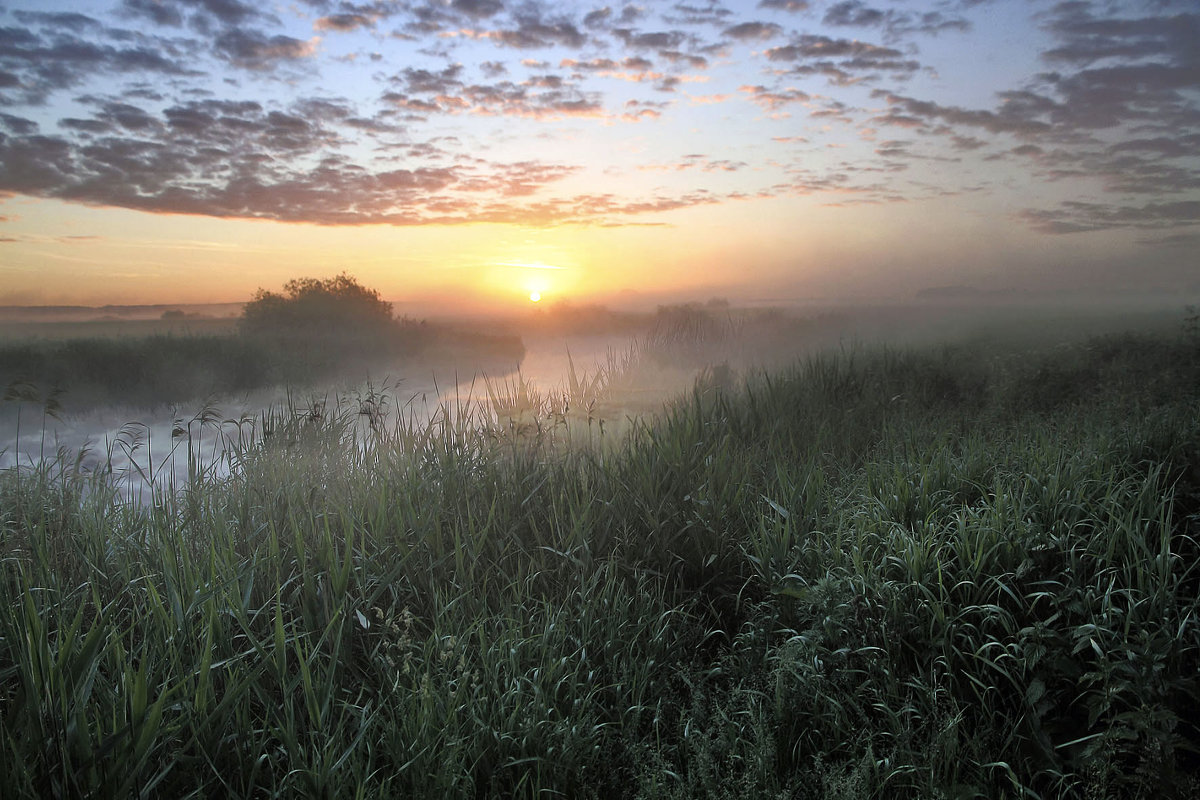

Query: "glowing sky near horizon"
<box><xmin>0</xmin><ymin>0</ymin><xmax>1197</xmax><ymax>309</ymax></box>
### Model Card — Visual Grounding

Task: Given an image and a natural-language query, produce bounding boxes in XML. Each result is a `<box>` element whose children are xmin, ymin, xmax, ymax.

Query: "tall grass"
<box><xmin>1</xmin><ymin>323</ymin><xmax>1199</xmax><ymax>797</ymax></box>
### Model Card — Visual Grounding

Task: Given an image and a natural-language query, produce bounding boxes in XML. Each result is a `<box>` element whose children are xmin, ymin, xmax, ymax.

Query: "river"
<box><xmin>0</xmin><ymin>333</ymin><xmax>661</xmax><ymax>500</ymax></box>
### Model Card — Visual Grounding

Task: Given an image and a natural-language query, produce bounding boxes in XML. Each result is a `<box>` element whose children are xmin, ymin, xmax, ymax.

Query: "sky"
<box><xmin>0</xmin><ymin>0</ymin><xmax>1197</xmax><ymax>310</ymax></box>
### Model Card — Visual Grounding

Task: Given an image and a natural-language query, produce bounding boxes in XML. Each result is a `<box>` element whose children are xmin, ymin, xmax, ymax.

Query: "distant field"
<box><xmin>0</xmin><ymin>316</ymin><xmax>239</xmax><ymax>341</ymax></box>
<box><xmin>0</xmin><ymin>316</ymin><xmax>523</xmax><ymax>412</ymax></box>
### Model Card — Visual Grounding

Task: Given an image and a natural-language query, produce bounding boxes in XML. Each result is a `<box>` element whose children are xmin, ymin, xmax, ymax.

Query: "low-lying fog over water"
<box><xmin>0</xmin><ymin>333</ymin><xmax>639</xmax><ymax>497</ymax></box>
<box><xmin>1</xmin><ymin>299</ymin><xmax>1193</xmax><ymax>501</ymax></box>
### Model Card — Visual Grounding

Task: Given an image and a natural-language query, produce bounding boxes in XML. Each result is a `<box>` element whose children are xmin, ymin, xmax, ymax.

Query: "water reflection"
<box><xmin>0</xmin><ymin>334</ymin><xmax>650</xmax><ymax>502</ymax></box>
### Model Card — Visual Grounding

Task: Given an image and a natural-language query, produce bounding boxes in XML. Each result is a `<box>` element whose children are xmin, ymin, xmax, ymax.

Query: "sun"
<box><xmin>529</xmin><ymin>291</ymin><xmax>542</xmax><ymax>302</ymax></box>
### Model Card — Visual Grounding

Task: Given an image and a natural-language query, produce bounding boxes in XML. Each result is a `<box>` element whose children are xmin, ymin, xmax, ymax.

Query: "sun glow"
<box><xmin>478</xmin><ymin>249</ymin><xmax>590</xmax><ymax>308</ymax></box>
<box><xmin>523</xmin><ymin>272</ymin><xmax>551</xmax><ymax>303</ymax></box>
<box><xmin>496</xmin><ymin>260</ymin><xmax>565</xmax><ymax>270</ymax></box>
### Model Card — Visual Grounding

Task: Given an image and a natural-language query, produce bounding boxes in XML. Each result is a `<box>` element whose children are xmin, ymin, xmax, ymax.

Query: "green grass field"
<box><xmin>2</xmin><ymin>317</ymin><xmax>1199</xmax><ymax>798</ymax></box>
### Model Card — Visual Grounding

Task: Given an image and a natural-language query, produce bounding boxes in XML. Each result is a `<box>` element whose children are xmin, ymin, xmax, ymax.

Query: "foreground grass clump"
<box><xmin>1</xmin><ymin>328</ymin><xmax>1199</xmax><ymax>798</ymax></box>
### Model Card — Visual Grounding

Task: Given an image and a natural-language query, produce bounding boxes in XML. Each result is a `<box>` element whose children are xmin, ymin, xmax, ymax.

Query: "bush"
<box><xmin>240</xmin><ymin>273</ymin><xmax>397</xmax><ymax>339</ymax></box>
<box><xmin>238</xmin><ymin>273</ymin><xmax>431</xmax><ymax>377</ymax></box>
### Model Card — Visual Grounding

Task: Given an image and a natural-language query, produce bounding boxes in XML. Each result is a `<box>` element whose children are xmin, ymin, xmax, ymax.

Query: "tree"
<box><xmin>240</xmin><ymin>273</ymin><xmax>395</xmax><ymax>338</ymax></box>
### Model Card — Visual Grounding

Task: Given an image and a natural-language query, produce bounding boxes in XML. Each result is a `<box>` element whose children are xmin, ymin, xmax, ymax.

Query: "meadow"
<box><xmin>1</xmin><ymin>305</ymin><xmax>1198</xmax><ymax>798</ymax></box>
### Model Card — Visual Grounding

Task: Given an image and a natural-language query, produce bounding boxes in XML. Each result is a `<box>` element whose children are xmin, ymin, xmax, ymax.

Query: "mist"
<box><xmin>3</xmin><ymin>278</ymin><xmax>1192</xmax><ymax>498</ymax></box>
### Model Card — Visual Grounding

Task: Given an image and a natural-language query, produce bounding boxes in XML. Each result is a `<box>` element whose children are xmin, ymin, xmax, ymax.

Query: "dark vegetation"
<box><xmin>1</xmin><ymin>310</ymin><xmax>1199</xmax><ymax>797</ymax></box>
<box><xmin>0</xmin><ymin>275</ymin><xmax>523</xmax><ymax>410</ymax></box>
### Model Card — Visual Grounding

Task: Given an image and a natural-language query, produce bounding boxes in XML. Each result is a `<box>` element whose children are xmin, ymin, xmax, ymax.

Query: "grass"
<box><xmin>1</xmin><ymin>318</ymin><xmax>1199</xmax><ymax>798</ymax></box>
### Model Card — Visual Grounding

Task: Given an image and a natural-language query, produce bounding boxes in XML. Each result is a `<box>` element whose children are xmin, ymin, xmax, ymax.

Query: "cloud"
<box><xmin>213</xmin><ymin>30</ymin><xmax>320</xmax><ymax>70</ymax></box>
<box><xmin>448</xmin><ymin>0</ymin><xmax>505</xmax><ymax>20</ymax></box>
<box><xmin>0</xmin><ymin>21</ymin><xmax>200</xmax><ymax>102</ymax></box>
<box><xmin>613</xmin><ymin>28</ymin><xmax>689</xmax><ymax>51</ymax></box>
<box><xmin>0</xmin><ymin>112</ymin><xmax>39</xmax><ymax>135</ymax></box>
<box><xmin>639</xmin><ymin>153</ymin><xmax>746</xmax><ymax>172</ymax></box>
<box><xmin>1009</xmin><ymin>142</ymin><xmax>1200</xmax><ymax>198</ymax></box>
<box><xmin>0</xmin><ymin>121</ymin><xmax>465</xmax><ymax>224</ymax></box>
<box><xmin>950</xmin><ymin>134</ymin><xmax>985</xmax><ymax>150</ymax></box>
<box><xmin>757</xmin><ymin>0</ymin><xmax>808</xmax><ymax>11</ymax></box>
<box><xmin>765</xmin><ymin>34</ymin><xmax>921</xmax><ymax>85</ymax></box>
<box><xmin>60</xmin><ymin>118</ymin><xmax>115</xmax><ymax>134</ymax></box>
<box><xmin>740</xmin><ymin>84</ymin><xmax>810</xmax><ymax>111</ymax></box>
<box><xmin>403</xmin><ymin>88</ymin><xmax>599</xmax><ymax>120</ymax></box>
<box><xmin>873</xmin><ymin>139</ymin><xmax>910</xmax><ymax>159</ymax></box>
<box><xmin>1109</xmin><ymin>136</ymin><xmax>1200</xmax><ymax>159</ymax></box>
<box><xmin>314</xmin><ymin>14</ymin><xmax>377</xmax><ymax>33</ymax></box>
<box><xmin>1018</xmin><ymin>200</ymin><xmax>1200</xmax><ymax>234</ymax></box>
<box><xmin>74</xmin><ymin>100</ymin><xmax>163</xmax><ymax>133</ymax></box>
<box><xmin>1</xmin><ymin>0</ymin><xmax>1195</xmax><ymax>246</ymax></box>
<box><xmin>1029</xmin><ymin>5</ymin><xmax>1200</xmax><ymax>132</ymax></box>
<box><xmin>12</xmin><ymin>10</ymin><xmax>105</xmax><ymax>31</ymax></box>
<box><xmin>583</xmin><ymin>7</ymin><xmax>613</xmax><ymax>29</ymax></box>
<box><xmin>396</xmin><ymin>63</ymin><xmax>465</xmax><ymax>94</ymax></box>
<box><xmin>480</xmin><ymin>59</ymin><xmax>508</xmax><ymax>76</ymax></box>
<box><xmin>471</xmin><ymin>14</ymin><xmax>588</xmax><ymax>49</ymax></box>
<box><xmin>658</xmin><ymin>50</ymin><xmax>709</xmax><ymax>69</ymax></box>
<box><xmin>120</xmin><ymin>0</ymin><xmax>263</xmax><ymax>29</ymax></box>
<box><xmin>822</xmin><ymin>2</ymin><xmax>884</xmax><ymax>28</ymax></box>
<box><xmin>0</xmin><ymin>84</ymin><xmax>727</xmax><ymax>228</ymax></box>
<box><xmin>386</xmin><ymin>66</ymin><xmax>607</xmax><ymax>120</ymax></box>
<box><xmin>1135</xmin><ymin>231</ymin><xmax>1200</xmax><ymax>248</ymax></box>
<box><xmin>666</xmin><ymin>3</ymin><xmax>735</xmax><ymax>28</ymax></box>
<box><xmin>0</xmin><ymin>134</ymin><xmax>76</xmax><ymax>193</ymax></box>
<box><xmin>722</xmin><ymin>21</ymin><xmax>783</xmax><ymax>41</ymax></box>
<box><xmin>770</xmin><ymin>162</ymin><xmax>892</xmax><ymax>201</ymax></box>
<box><xmin>620</xmin><ymin>98</ymin><xmax>669</xmax><ymax>122</ymax></box>
<box><xmin>456</xmin><ymin>161</ymin><xmax>580</xmax><ymax>197</ymax></box>
<box><xmin>120</xmin><ymin>0</ymin><xmax>185</xmax><ymax>27</ymax></box>
<box><xmin>767</xmin><ymin>35</ymin><xmax>907</xmax><ymax>63</ymax></box>
<box><xmin>871</xmin><ymin>91</ymin><xmax>1053</xmax><ymax>137</ymax></box>
<box><xmin>822</xmin><ymin>1</ymin><xmax>970</xmax><ymax>39</ymax></box>
<box><xmin>394</xmin><ymin>0</ymin><xmax>513</xmax><ymax>37</ymax></box>
<box><xmin>561</xmin><ymin>56</ymin><xmax>661</xmax><ymax>82</ymax></box>
<box><xmin>1039</xmin><ymin>4</ymin><xmax>1197</xmax><ymax>66</ymax></box>
<box><xmin>848</xmin><ymin>3</ymin><xmax>1200</xmax><ymax>232</ymax></box>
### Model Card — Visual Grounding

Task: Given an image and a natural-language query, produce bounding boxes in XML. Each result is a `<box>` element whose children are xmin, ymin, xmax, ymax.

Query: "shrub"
<box><xmin>240</xmin><ymin>273</ymin><xmax>396</xmax><ymax>340</ymax></box>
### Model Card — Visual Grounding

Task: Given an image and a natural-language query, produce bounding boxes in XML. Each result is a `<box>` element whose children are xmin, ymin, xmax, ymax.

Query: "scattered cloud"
<box><xmin>213</xmin><ymin>30</ymin><xmax>320</xmax><ymax>70</ymax></box>
<box><xmin>0</xmin><ymin>0</ymin><xmax>1196</xmax><ymax>244</ymax></box>
<box><xmin>757</xmin><ymin>1</ymin><xmax>809</xmax><ymax>13</ymax></box>
<box><xmin>472</xmin><ymin>17</ymin><xmax>588</xmax><ymax>50</ymax></box>
<box><xmin>315</xmin><ymin>14</ymin><xmax>377</xmax><ymax>33</ymax></box>
<box><xmin>740</xmin><ymin>84</ymin><xmax>810</xmax><ymax>111</ymax></box>
<box><xmin>871</xmin><ymin>90</ymin><xmax>1052</xmax><ymax>137</ymax></box>
<box><xmin>0</xmin><ymin>20</ymin><xmax>200</xmax><ymax>103</ymax></box>
<box><xmin>120</xmin><ymin>0</ymin><xmax>265</xmax><ymax>29</ymax></box>
<box><xmin>385</xmin><ymin>73</ymin><xmax>605</xmax><ymax>121</ymax></box>
<box><xmin>1019</xmin><ymin>200</ymin><xmax>1200</xmax><ymax>235</ymax></box>
<box><xmin>639</xmin><ymin>153</ymin><xmax>747</xmax><ymax>172</ymax></box>
<box><xmin>766</xmin><ymin>34</ymin><xmax>921</xmax><ymax>85</ymax></box>
<box><xmin>822</xmin><ymin>1</ymin><xmax>970</xmax><ymax>40</ymax></box>
<box><xmin>722</xmin><ymin>22</ymin><xmax>783</xmax><ymax>42</ymax></box>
